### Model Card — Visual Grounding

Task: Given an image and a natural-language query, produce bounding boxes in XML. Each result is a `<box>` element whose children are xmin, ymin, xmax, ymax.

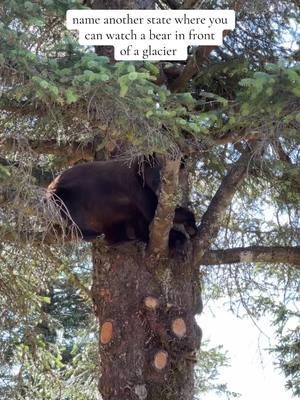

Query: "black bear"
<box><xmin>169</xmin><ymin>206</ymin><xmax>197</xmax><ymax>248</ymax></box>
<box><xmin>46</xmin><ymin>160</ymin><xmax>197</xmax><ymax>247</ymax></box>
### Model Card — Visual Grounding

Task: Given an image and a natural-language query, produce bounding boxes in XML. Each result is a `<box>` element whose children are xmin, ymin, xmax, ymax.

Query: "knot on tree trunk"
<box><xmin>142</xmin><ymin>296</ymin><xmax>202</xmax><ymax>374</ymax></box>
<box><xmin>92</xmin><ymin>240</ymin><xmax>202</xmax><ymax>400</ymax></box>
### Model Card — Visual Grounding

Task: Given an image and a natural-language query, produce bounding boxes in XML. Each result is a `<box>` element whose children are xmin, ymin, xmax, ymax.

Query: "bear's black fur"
<box><xmin>47</xmin><ymin>160</ymin><xmax>197</xmax><ymax>247</ymax></box>
<box><xmin>168</xmin><ymin>207</ymin><xmax>197</xmax><ymax>249</ymax></box>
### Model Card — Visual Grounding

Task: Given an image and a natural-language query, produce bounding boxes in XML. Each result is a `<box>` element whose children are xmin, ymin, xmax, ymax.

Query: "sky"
<box><xmin>197</xmin><ymin>302</ymin><xmax>295</xmax><ymax>400</ymax></box>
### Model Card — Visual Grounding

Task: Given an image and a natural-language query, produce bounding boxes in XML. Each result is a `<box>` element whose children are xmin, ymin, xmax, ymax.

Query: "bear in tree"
<box><xmin>46</xmin><ymin>160</ymin><xmax>197</xmax><ymax>248</ymax></box>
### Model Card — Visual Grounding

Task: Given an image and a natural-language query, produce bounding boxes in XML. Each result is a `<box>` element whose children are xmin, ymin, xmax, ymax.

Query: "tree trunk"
<box><xmin>89</xmin><ymin>2</ymin><xmax>202</xmax><ymax>399</ymax></box>
<box><xmin>92</xmin><ymin>241</ymin><xmax>202</xmax><ymax>400</ymax></box>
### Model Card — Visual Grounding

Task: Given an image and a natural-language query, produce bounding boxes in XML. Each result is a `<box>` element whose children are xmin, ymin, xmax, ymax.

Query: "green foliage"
<box><xmin>238</xmin><ymin>63</ymin><xmax>300</xmax><ymax>119</ymax></box>
<box><xmin>195</xmin><ymin>342</ymin><xmax>240</xmax><ymax>399</ymax></box>
<box><xmin>0</xmin><ymin>243</ymin><xmax>95</xmax><ymax>400</ymax></box>
<box><xmin>0</xmin><ymin>0</ymin><xmax>300</xmax><ymax>398</ymax></box>
<box><xmin>270</xmin><ymin>306</ymin><xmax>300</xmax><ymax>397</ymax></box>
<box><xmin>13</xmin><ymin>329</ymin><xmax>99</xmax><ymax>400</ymax></box>
<box><xmin>1</xmin><ymin>0</ymin><xmax>298</xmax><ymax>156</ymax></box>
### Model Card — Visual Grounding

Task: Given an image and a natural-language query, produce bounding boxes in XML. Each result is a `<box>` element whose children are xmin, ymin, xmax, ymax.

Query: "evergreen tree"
<box><xmin>0</xmin><ymin>0</ymin><xmax>299</xmax><ymax>399</ymax></box>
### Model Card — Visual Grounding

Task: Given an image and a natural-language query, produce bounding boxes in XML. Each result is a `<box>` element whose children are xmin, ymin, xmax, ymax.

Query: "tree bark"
<box><xmin>86</xmin><ymin>1</ymin><xmax>203</xmax><ymax>396</ymax></box>
<box><xmin>201</xmin><ymin>246</ymin><xmax>300</xmax><ymax>269</ymax></box>
<box><xmin>92</xmin><ymin>241</ymin><xmax>202</xmax><ymax>400</ymax></box>
<box><xmin>193</xmin><ymin>144</ymin><xmax>261</xmax><ymax>264</ymax></box>
<box><xmin>148</xmin><ymin>158</ymin><xmax>181</xmax><ymax>256</ymax></box>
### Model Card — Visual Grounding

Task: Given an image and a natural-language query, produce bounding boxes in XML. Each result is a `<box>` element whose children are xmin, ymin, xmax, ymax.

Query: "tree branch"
<box><xmin>0</xmin><ymin>137</ymin><xmax>95</xmax><ymax>164</ymax></box>
<box><xmin>0</xmin><ymin>157</ymin><xmax>54</xmax><ymax>187</ymax></box>
<box><xmin>212</xmin><ymin>130</ymin><xmax>261</xmax><ymax>145</ymax></box>
<box><xmin>169</xmin><ymin>1</ymin><xmax>244</xmax><ymax>92</ymax></box>
<box><xmin>0</xmin><ymin>227</ymin><xmax>56</xmax><ymax>246</ymax></box>
<box><xmin>159</xmin><ymin>0</ymin><xmax>181</xmax><ymax>8</ymax></box>
<box><xmin>0</xmin><ymin>227</ymin><xmax>92</xmax><ymax>298</ymax></box>
<box><xmin>148</xmin><ymin>158</ymin><xmax>181</xmax><ymax>256</ymax></box>
<box><xmin>201</xmin><ymin>246</ymin><xmax>300</xmax><ymax>269</ymax></box>
<box><xmin>0</xmin><ymin>183</ymin><xmax>75</xmax><ymax>245</ymax></box>
<box><xmin>168</xmin><ymin>45</ymin><xmax>225</xmax><ymax>92</ymax></box>
<box><xmin>193</xmin><ymin>144</ymin><xmax>260</xmax><ymax>264</ymax></box>
<box><xmin>181</xmin><ymin>0</ymin><xmax>202</xmax><ymax>8</ymax></box>
<box><xmin>272</xmin><ymin>140</ymin><xmax>292</xmax><ymax>164</ymax></box>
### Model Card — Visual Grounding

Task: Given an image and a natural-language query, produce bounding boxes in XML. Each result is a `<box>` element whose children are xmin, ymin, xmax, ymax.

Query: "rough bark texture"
<box><xmin>92</xmin><ymin>241</ymin><xmax>202</xmax><ymax>400</ymax></box>
<box><xmin>148</xmin><ymin>159</ymin><xmax>181</xmax><ymax>256</ymax></box>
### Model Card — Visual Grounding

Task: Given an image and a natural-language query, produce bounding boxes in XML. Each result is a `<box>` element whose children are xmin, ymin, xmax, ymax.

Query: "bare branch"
<box><xmin>201</xmin><ymin>246</ymin><xmax>300</xmax><ymax>270</ymax></box>
<box><xmin>148</xmin><ymin>158</ymin><xmax>181</xmax><ymax>256</ymax></box>
<box><xmin>0</xmin><ymin>182</ymin><xmax>81</xmax><ymax>245</ymax></box>
<box><xmin>193</xmin><ymin>144</ymin><xmax>260</xmax><ymax>264</ymax></box>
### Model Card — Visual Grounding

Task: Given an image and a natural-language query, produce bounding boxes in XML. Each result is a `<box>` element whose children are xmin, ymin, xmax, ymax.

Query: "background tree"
<box><xmin>0</xmin><ymin>0</ymin><xmax>299</xmax><ymax>399</ymax></box>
